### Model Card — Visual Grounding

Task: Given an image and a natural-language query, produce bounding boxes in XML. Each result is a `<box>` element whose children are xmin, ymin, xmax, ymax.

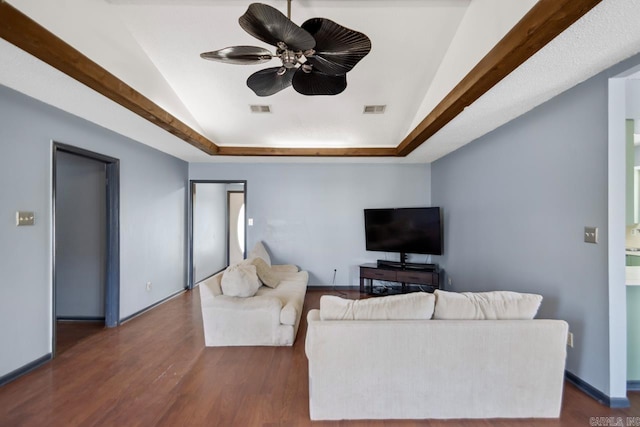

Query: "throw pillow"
<box><xmin>250</xmin><ymin>257</ymin><xmax>281</xmax><ymax>288</ymax></box>
<box><xmin>319</xmin><ymin>292</ymin><xmax>435</xmax><ymax>321</ymax></box>
<box><xmin>248</xmin><ymin>241</ymin><xmax>272</xmax><ymax>266</ymax></box>
<box><xmin>433</xmin><ymin>290</ymin><xmax>542</xmax><ymax>320</ymax></box>
<box><xmin>220</xmin><ymin>262</ymin><xmax>261</xmax><ymax>297</ymax></box>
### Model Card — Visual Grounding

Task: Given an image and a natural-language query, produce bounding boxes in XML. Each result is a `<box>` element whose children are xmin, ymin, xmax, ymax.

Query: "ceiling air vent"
<box><xmin>363</xmin><ymin>105</ymin><xmax>386</xmax><ymax>114</ymax></box>
<box><xmin>250</xmin><ymin>104</ymin><xmax>271</xmax><ymax>113</ymax></box>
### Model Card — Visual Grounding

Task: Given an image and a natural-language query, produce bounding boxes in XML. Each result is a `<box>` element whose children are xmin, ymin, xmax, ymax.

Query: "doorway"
<box><xmin>52</xmin><ymin>143</ymin><xmax>120</xmax><ymax>357</ymax></box>
<box><xmin>189</xmin><ymin>180</ymin><xmax>246</xmax><ymax>288</ymax></box>
<box><xmin>609</xmin><ymin>66</ymin><xmax>640</xmax><ymax>398</ymax></box>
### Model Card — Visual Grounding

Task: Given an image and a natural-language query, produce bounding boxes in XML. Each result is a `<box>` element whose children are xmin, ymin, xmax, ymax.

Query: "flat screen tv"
<box><xmin>364</xmin><ymin>207</ymin><xmax>442</xmax><ymax>256</ymax></box>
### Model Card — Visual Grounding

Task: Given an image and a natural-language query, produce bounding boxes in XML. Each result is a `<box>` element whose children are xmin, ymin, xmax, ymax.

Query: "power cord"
<box><xmin>417</xmin><ymin>284</ymin><xmax>432</xmax><ymax>293</ymax></box>
<box><xmin>331</xmin><ymin>268</ymin><xmax>348</xmax><ymax>296</ymax></box>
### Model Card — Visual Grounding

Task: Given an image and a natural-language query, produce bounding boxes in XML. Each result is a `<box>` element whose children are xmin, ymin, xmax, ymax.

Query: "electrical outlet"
<box><xmin>146</xmin><ymin>281</ymin><xmax>152</xmax><ymax>291</ymax></box>
<box><xmin>567</xmin><ymin>332</ymin><xmax>574</xmax><ymax>348</ymax></box>
<box><xmin>448</xmin><ymin>277</ymin><xmax>452</xmax><ymax>286</ymax></box>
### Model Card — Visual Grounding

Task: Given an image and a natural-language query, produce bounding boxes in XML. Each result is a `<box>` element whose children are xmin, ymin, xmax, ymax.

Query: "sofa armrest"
<box><xmin>198</xmin><ymin>272</ymin><xmax>223</xmax><ymax>303</ymax></box>
<box><xmin>307</xmin><ymin>309</ymin><xmax>321</xmax><ymax>322</ymax></box>
<box><xmin>271</xmin><ymin>264</ymin><xmax>299</xmax><ymax>273</ymax></box>
<box><xmin>305</xmin><ymin>309</ymin><xmax>321</xmax><ymax>358</ymax></box>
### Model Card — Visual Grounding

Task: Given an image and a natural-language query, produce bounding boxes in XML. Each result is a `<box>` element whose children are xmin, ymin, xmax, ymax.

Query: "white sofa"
<box><xmin>199</xmin><ymin>265</ymin><xmax>308</xmax><ymax>346</ymax></box>
<box><xmin>305</xmin><ymin>291</ymin><xmax>568</xmax><ymax>420</ymax></box>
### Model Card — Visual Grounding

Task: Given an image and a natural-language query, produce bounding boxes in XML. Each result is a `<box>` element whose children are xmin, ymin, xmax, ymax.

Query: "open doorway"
<box><xmin>189</xmin><ymin>180</ymin><xmax>246</xmax><ymax>288</ymax></box>
<box><xmin>52</xmin><ymin>143</ymin><xmax>120</xmax><ymax>357</ymax></box>
<box><xmin>609</xmin><ymin>67</ymin><xmax>640</xmax><ymax>399</ymax></box>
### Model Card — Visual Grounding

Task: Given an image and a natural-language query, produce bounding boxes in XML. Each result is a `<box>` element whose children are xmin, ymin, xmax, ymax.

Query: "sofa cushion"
<box><xmin>320</xmin><ymin>293</ymin><xmax>435</xmax><ymax>321</ymax></box>
<box><xmin>250</xmin><ymin>257</ymin><xmax>281</xmax><ymax>288</ymax></box>
<box><xmin>220</xmin><ymin>263</ymin><xmax>261</xmax><ymax>297</ymax></box>
<box><xmin>433</xmin><ymin>290</ymin><xmax>542</xmax><ymax>320</ymax></box>
<box><xmin>249</xmin><ymin>241</ymin><xmax>272</xmax><ymax>266</ymax></box>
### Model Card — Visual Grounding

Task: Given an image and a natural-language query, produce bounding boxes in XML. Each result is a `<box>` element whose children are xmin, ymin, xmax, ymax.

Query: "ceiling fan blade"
<box><xmin>292</xmin><ymin>68</ymin><xmax>347</xmax><ymax>96</ymax></box>
<box><xmin>239</xmin><ymin>3</ymin><xmax>315</xmax><ymax>51</ymax></box>
<box><xmin>247</xmin><ymin>67</ymin><xmax>294</xmax><ymax>97</ymax></box>
<box><xmin>200</xmin><ymin>46</ymin><xmax>273</xmax><ymax>65</ymax></box>
<box><xmin>301</xmin><ymin>18</ymin><xmax>371</xmax><ymax>76</ymax></box>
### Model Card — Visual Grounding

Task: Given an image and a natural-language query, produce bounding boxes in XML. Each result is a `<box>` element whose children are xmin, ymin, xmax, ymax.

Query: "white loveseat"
<box><xmin>305</xmin><ymin>291</ymin><xmax>568</xmax><ymax>420</ymax></box>
<box><xmin>200</xmin><ymin>266</ymin><xmax>308</xmax><ymax>346</ymax></box>
<box><xmin>199</xmin><ymin>242</ymin><xmax>308</xmax><ymax>346</ymax></box>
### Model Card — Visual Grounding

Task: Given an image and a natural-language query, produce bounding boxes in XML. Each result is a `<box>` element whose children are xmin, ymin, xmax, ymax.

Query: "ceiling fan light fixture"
<box><xmin>280</xmin><ymin>49</ymin><xmax>298</xmax><ymax>68</ymax></box>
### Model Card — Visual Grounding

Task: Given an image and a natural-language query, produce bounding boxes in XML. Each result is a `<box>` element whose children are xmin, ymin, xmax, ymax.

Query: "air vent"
<box><xmin>250</xmin><ymin>104</ymin><xmax>271</xmax><ymax>113</ymax></box>
<box><xmin>363</xmin><ymin>105</ymin><xmax>386</xmax><ymax>114</ymax></box>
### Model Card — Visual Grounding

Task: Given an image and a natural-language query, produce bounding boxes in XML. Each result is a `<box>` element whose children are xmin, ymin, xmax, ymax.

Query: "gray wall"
<box><xmin>55</xmin><ymin>151</ymin><xmax>106</xmax><ymax>318</ymax></box>
<box><xmin>193</xmin><ymin>183</ymin><xmax>228</xmax><ymax>282</ymax></box>
<box><xmin>431</xmin><ymin>60</ymin><xmax>618</xmax><ymax>396</ymax></box>
<box><xmin>189</xmin><ymin>163</ymin><xmax>431</xmax><ymax>285</ymax></box>
<box><xmin>0</xmin><ymin>85</ymin><xmax>188</xmax><ymax>378</ymax></box>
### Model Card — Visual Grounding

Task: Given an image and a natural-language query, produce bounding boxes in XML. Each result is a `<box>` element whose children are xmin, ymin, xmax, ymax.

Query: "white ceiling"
<box><xmin>2</xmin><ymin>0</ymin><xmax>640</xmax><ymax>163</ymax></box>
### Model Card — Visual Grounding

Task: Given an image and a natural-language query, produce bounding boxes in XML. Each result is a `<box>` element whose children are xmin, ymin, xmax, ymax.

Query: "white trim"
<box><xmin>607</xmin><ymin>76</ymin><xmax>628</xmax><ymax>399</ymax></box>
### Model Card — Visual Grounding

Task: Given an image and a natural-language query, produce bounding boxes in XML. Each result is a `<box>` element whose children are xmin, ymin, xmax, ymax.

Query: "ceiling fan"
<box><xmin>200</xmin><ymin>1</ymin><xmax>371</xmax><ymax>97</ymax></box>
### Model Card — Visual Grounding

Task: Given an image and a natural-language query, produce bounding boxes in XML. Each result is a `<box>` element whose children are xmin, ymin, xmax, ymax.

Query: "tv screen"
<box><xmin>364</xmin><ymin>207</ymin><xmax>442</xmax><ymax>255</ymax></box>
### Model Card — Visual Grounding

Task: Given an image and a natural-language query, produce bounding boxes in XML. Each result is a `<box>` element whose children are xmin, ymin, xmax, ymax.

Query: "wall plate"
<box><xmin>584</xmin><ymin>226</ymin><xmax>598</xmax><ymax>244</ymax></box>
<box><xmin>16</xmin><ymin>211</ymin><xmax>35</xmax><ymax>226</ymax></box>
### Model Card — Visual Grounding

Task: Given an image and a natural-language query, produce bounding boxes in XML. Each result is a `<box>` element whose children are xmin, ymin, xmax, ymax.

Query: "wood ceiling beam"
<box><xmin>0</xmin><ymin>1</ymin><xmax>220</xmax><ymax>155</ymax></box>
<box><xmin>216</xmin><ymin>146</ymin><xmax>398</xmax><ymax>157</ymax></box>
<box><xmin>396</xmin><ymin>0</ymin><xmax>602</xmax><ymax>157</ymax></box>
<box><xmin>0</xmin><ymin>0</ymin><xmax>601</xmax><ymax>158</ymax></box>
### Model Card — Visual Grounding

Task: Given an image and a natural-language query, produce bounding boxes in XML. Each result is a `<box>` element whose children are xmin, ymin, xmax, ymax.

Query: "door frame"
<box><xmin>188</xmin><ymin>180</ymin><xmax>247</xmax><ymax>289</ymax></box>
<box><xmin>52</xmin><ymin>142</ymin><xmax>120</xmax><ymax>357</ymax></box>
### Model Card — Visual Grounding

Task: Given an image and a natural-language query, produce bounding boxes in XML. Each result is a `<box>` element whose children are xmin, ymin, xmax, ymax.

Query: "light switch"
<box><xmin>16</xmin><ymin>211</ymin><xmax>35</xmax><ymax>226</ymax></box>
<box><xmin>584</xmin><ymin>226</ymin><xmax>598</xmax><ymax>244</ymax></box>
<box><xmin>248</xmin><ymin>218</ymin><xmax>254</xmax><ymax>226</ymax></box>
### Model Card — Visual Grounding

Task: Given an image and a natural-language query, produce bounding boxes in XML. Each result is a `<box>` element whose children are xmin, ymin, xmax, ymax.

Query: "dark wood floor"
<box><xmin>56</xmin><ymin>321</ymin><xmax>105</xmax><ymax>355</ymax></box>
<box><xmin>0</xmin><ymin>289</ymin><xmax>638</xmax><ymax>426</ymax></box>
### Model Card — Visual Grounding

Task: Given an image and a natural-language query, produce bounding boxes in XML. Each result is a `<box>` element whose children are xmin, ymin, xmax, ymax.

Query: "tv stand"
<box><xmin>376</xmin><ymin>259</ymin><xmax>438</xmax><ymax>271</ymax></box>
<box><xmin>360</xmin><ymin>263</ymin><xmax>442</xmax><ymax>295</ymax></box>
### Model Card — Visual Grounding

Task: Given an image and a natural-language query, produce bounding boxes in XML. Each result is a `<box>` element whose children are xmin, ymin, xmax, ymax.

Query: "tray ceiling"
<box><xmin>1</xmin><ymin>0</ymin><xmax>639</xmax><ymax>162</ymax></box>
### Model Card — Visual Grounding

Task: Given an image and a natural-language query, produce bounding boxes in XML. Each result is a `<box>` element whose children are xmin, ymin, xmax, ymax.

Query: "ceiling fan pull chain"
<box><xmin>287</xmin><ymin>0</ymin><xmax>291</xmax><ymax>20</ymax></box>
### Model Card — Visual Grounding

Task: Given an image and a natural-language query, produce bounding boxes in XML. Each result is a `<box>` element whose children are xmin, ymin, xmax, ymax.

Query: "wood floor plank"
<box><xmin>0</xmin><ymin>289</ymin><xmax>637</xmax><ymax>426</ymax></box>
